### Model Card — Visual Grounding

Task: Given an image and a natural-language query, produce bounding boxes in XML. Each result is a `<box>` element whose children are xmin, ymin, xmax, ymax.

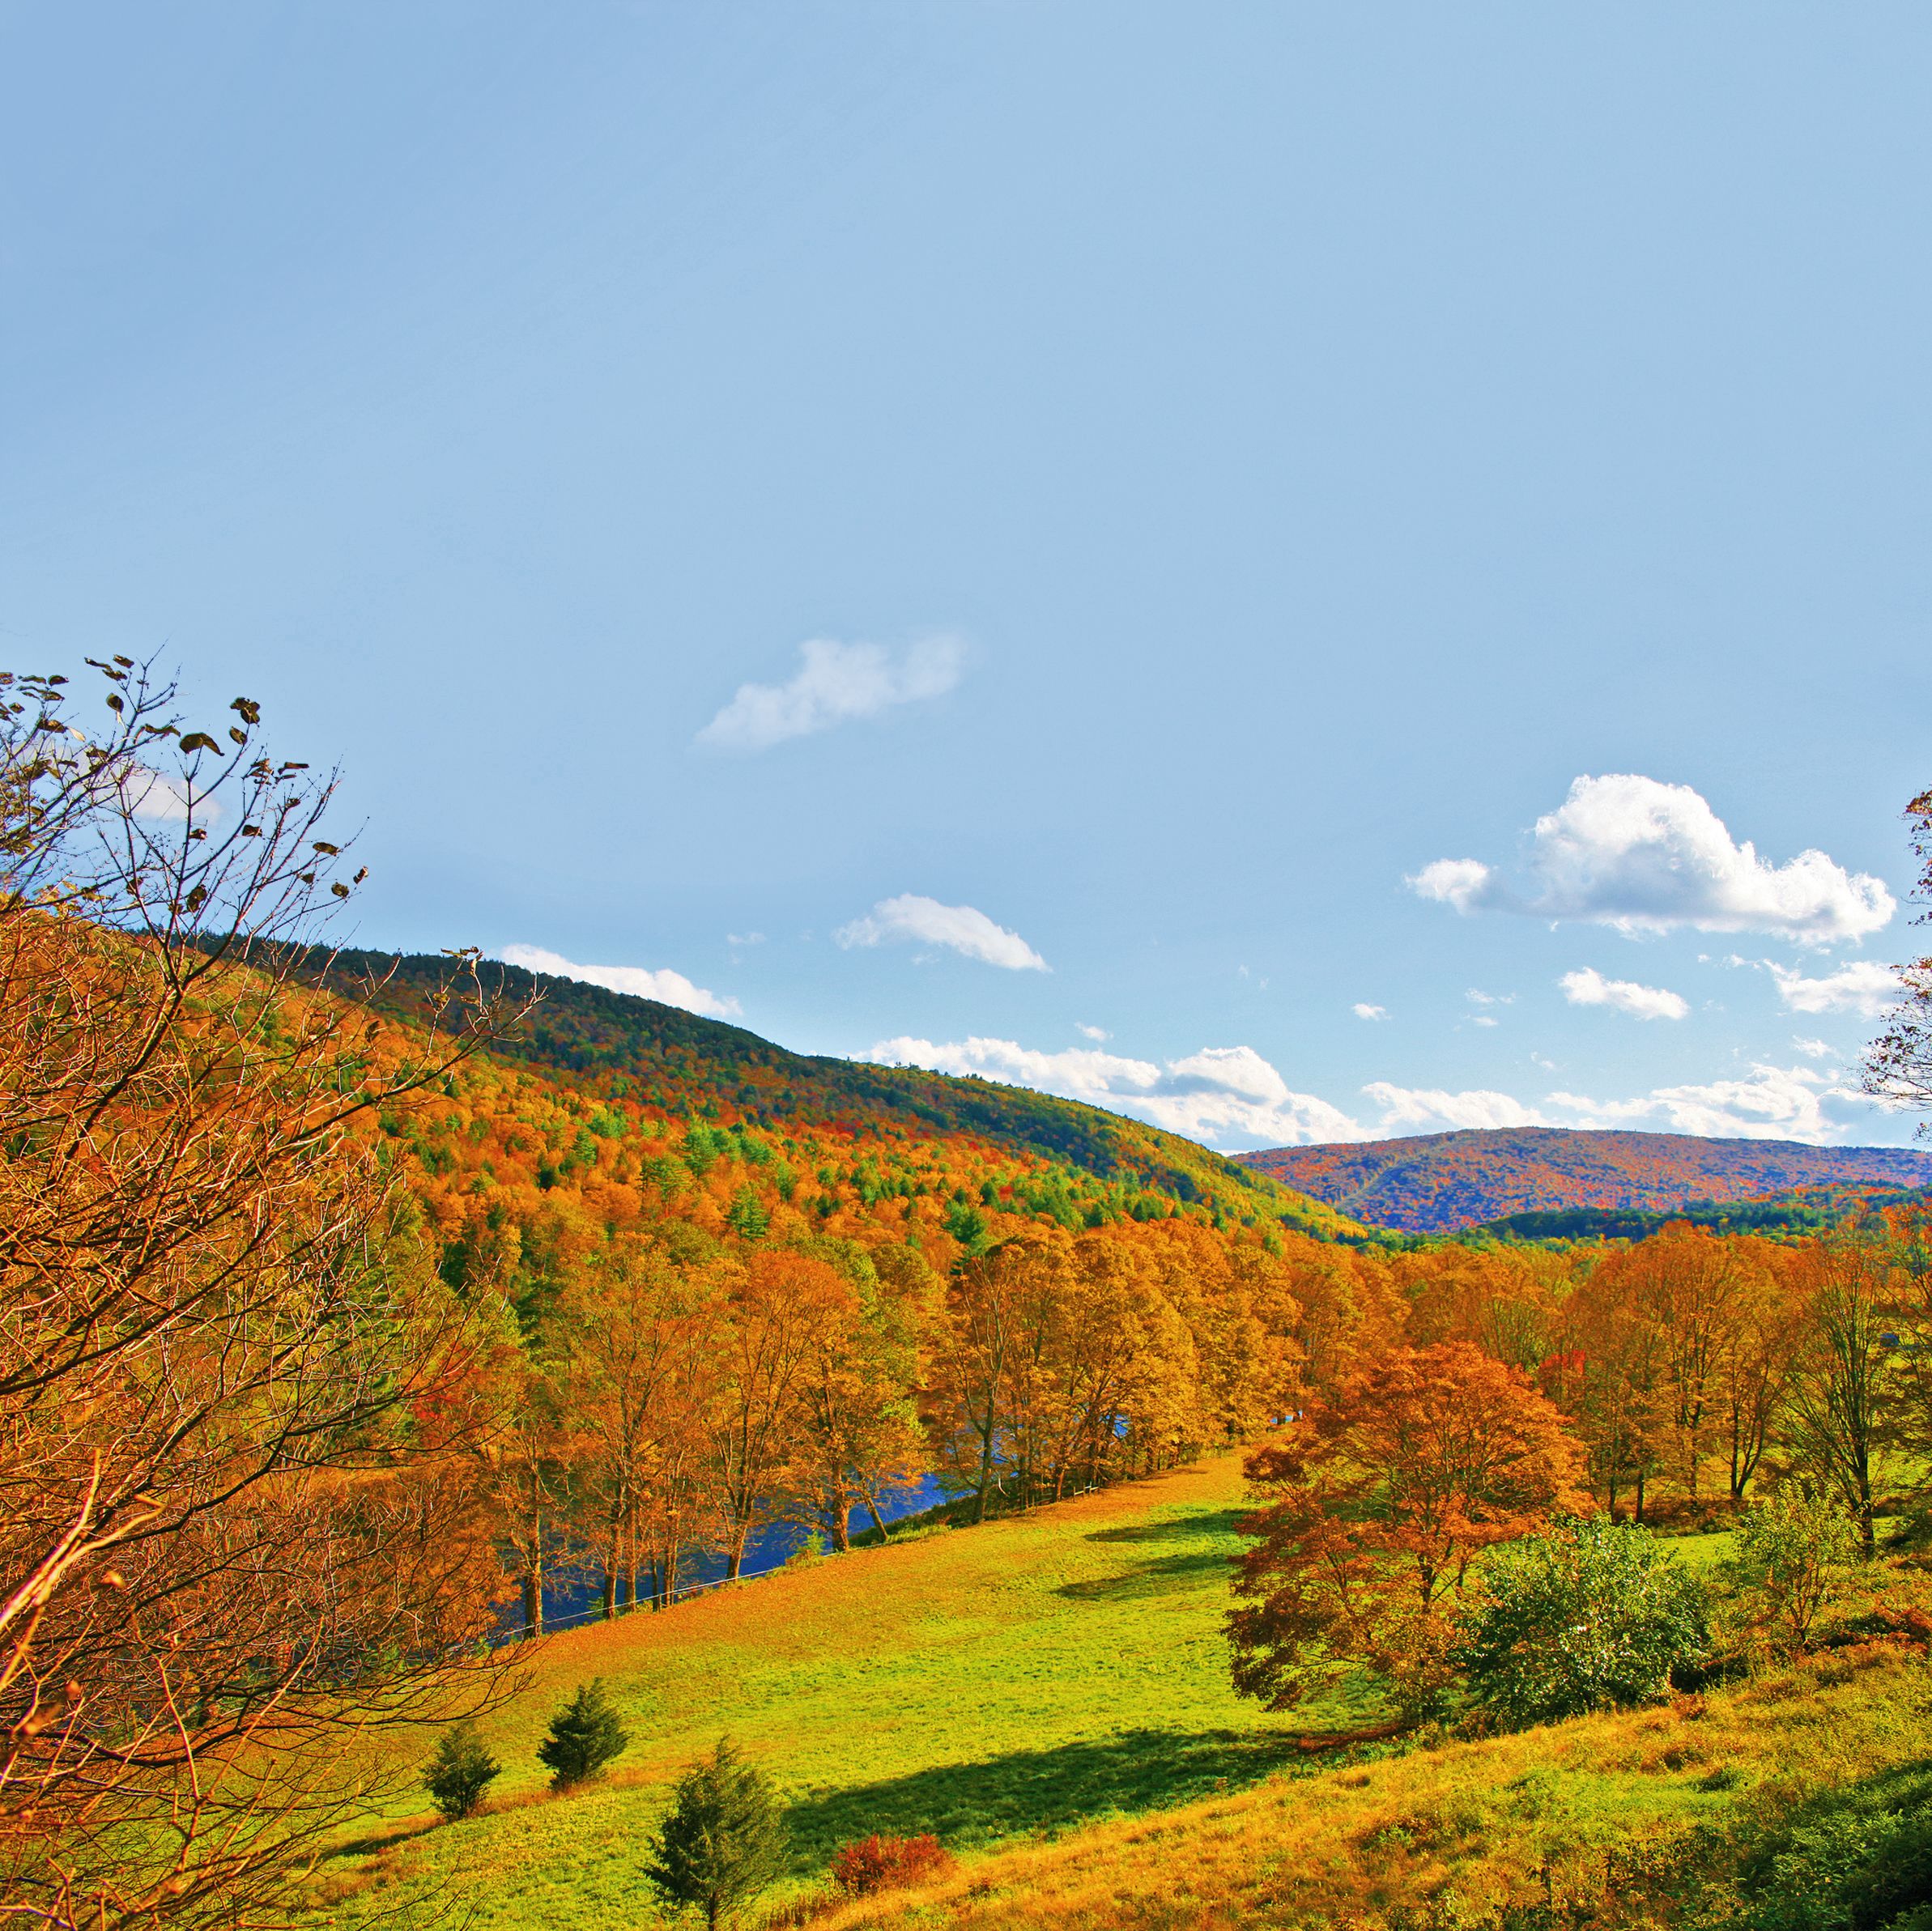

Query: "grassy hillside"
<box><xmin>809</xmin><ymin>1636</ymin><xmax>1932</xmax><ymax>1929</ymax></box>
<box><xmin>306</xmin><ymin>1454</ymin><xmax>1370</xmax><ymax>1924</ymax></box>
<box><xmin>313</xmin><ymin>949</ymin><xmax>1365</xmax><ymax>1241</ymax></box>
<box><xmin>304</xmin><ymin>1448</ymin><xmax>1932</xmax><ymax>1931</ymax></box>
<box><xmin>1236</xmin><ymin>1126</ymin><xmax>1932</xmax><ymax>1233</ymax></box>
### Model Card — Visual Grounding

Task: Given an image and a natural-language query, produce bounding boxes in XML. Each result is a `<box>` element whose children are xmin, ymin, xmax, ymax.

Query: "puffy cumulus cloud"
<box><xmin>1770</xmin><ymin>959</ymin><xmax>1902</xmax><ymax>1017</ymax></box>
<box><xmin>498</xmin><ymin>944</ymin><xmax>741</xmax><ymax>1019</ymax></box>
<box><xmin>1411</xmin><ymin>859</ymin><xmax>1492</xmax><ymax>913</ymax></box>
<box><xmin>1364</xmin><ymin>1085</ymin><xmax>1556</xmax><ymax>1131</ymax></box>
<box><xmin>1793</xmin><ymin>1036</ymin><xmax>1834</xmax><ymax>1059</ymax></box>
<box><xmin>866</xmin><ymin>1036</ymin><xmax>1362</xmax><ymax>1148</ymax></box>
<box><xmin>1353</xmin><ymin>1002</ymin><xmax>1387</xmax><ymax>1021</ymax></box>
<box><xmin>835</xmin><ymin>894</ymin><xmax>1047</xmax><ymax>971</ymax></box>
<box><xmin>1547</xmin><ymin>1062</ymin><xmax>1843</xmax><ymax>1142</ymax></box>
<box><xmin>1559</xmin><ymin>966</ymin><xmax>1690</xmax><ymax>1021</ymax></box>
<box><xmin>696</xmin><ymin>635</ymin><xmax>965</xmax><ymax>751</ymax></box>
<box><xmin>1411</xmin><ymin>775</ymin><xmax>1894</xmax><ymax>943</ymax></box>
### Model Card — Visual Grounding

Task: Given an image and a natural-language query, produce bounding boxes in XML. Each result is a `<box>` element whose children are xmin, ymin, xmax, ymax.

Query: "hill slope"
<box><xmin>1233</xmin><ymin>1126</ymin><xmax>1932</xmax><ymax>1233</ymax></box>
<box><xmin>309</xmin><ymin>1455</ymin><xmax>1330</xmax><ymax>1923</ymax></box>
<box><xmin>316</xmin><ymin>950</ymin><xmax>1363</xmax><ymax>1241</ymax></box>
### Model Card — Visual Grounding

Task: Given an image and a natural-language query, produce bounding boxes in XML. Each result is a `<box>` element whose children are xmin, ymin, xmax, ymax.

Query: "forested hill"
<box><xmin>312</xmin><ymin>949</ymin><xmax>1363</xmax><ymax>1241</ymax></box>
<box><xmin>1232</xmin><ymin>1125</ymin><xmax>1932</xmax><ymax>1234</ymax></box>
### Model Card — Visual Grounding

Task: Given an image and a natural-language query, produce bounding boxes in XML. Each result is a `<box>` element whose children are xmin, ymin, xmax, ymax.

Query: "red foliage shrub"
<box><xmin>829</xmin><ymin>1832</ymin><xmax>953</xmax><ymax>1895</ymax></box>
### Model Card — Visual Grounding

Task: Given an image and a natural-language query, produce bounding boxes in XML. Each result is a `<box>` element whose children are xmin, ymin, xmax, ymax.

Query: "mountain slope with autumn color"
<box><xmin>1234</xmin><ymin>1125</ymin><xmax>1932</xmax><ymax>1233</ymax></box>
<box><xmin>309</xmin><ymin>949</ymin><xmax>1367</xmax><ymax>1247</ymax></box>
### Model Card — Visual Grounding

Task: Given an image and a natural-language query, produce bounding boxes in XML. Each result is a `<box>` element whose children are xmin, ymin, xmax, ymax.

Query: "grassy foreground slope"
<box><xmin>820</xmin><ymin>1638</ymin><xmax>1932</xmax><ymax>1930</ymax></box>
<box><xmin>313</xmin><ymin>1454</ymin><xmax>1366</xmax><ymax>1925</ymax></box>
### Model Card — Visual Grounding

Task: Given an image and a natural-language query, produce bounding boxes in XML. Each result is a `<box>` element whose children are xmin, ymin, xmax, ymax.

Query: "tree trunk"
<box><xmin>521</xmin><ymin>1568</ymin><xmax>543</xmax><ymax>1640</ymax></box>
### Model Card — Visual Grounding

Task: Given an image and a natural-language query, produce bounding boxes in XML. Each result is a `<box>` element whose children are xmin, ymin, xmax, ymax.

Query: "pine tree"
<box><xmin>647</xmin><ymin>1737</ymin><xmax>788</xmax><ymax>1928</ymax></box>
<box><xmin>535</xmin><ymin>1678</ymin><xmax>630</xmax><ymax>1789</ymax></box>
<box><xmin>423</xmin><ymin>1722</ymin><xmax>502</xmax><ymax>1822</ymax></box>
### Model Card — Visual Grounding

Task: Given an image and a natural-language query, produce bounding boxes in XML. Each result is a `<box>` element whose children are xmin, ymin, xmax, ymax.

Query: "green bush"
<box><xmin>423</xmin><ymin>1721</ymin><xmax>501</xmax><ymax>1822</ymax></box>
<box><xmin>647</xmin><ymin>1737</ymin><xmax>788</xmax><ymax>1927</ymax></box>
<box><xmin>1724</xmin><ymin>1490</ymin><xmax>1858</xmax><ymax>1647</ymax></box>
<box><xmin>536</xmin><ymin>1678</ymin><xmax>631</xmax><ymax>1789</ymax></box>
<box><xmin>1734</xmin><ymin>1762</ymin><xmax>1932</xmax><ymax>1931</ymax></box>
<box><xmin>1456</xmin><ymin>1517</ymin><xmax>1710</xmax><ymax>1726</ymax></box>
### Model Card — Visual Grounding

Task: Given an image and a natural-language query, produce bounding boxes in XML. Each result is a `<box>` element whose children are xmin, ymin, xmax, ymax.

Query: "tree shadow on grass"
<box><xmin>781</xmin><ymin>1724</ymin><xmax>1317</xmax><ymax>1868</ymax></box>
<box><xmin>1085</xmin><ymin>1507</ymin><xmax>1246</xmax><ymax>1546</ymax></box>
<box><xmin>1057</xmin><ymin>1548</ymin><xmax>1232</xmax><ymax>1600</ymax></box>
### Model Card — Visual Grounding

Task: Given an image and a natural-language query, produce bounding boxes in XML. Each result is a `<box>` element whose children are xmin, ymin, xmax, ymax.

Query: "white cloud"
<box><xmin>1793</xmin><ymin>1037</ymin><xmax>1834</xmax><ymax>1059</ymax></box>
<box><xmin>1466</xmin><ymin>989</ymin><xmax>1515</xmax><ymax>1007</ymax></box>
<box><xmin>1559</xmin><ymin>966</ymin><xmax>1690</xmax><ymax>1021</ymax></box>
<box><xmin>1411</xmin><ymin>774</ymin><xmax>1894</xmax><ymax>943</ymax></box>
<box><xmin>866</xmin><ymin>1035</ymin><xmax>1362</xmax><ymax>1148</ymax></box>
<box><xmin>726</xmin><ymin>931</ymin><xmax>765</xmax><ymax>948</ymax></box>
<box><xmin>835</xmin><ymin>894</ymin><xmax>1047</xmax><ymax>972</ymax></box>
<box><xmin>696</xmin><ymin>635</ymin><xmax>966</xmax><ymax>751</ymax></box>
<box><xmin>1361</xmin><ymin>1061</ymin><xmax>1872</xmax><ymax>1144</ymax></box>
<box><xmin>1076</xmin><ymin>1023</ymin><xmax>1110</xmax><ymax>1040</ymax></box>
<box><xmin>1472</xmin><ymin>1016</ymin><xmax>1500</xmax><ymax>1028</ymax></box>
<box><xmin>1548</xmin><ymin>1062</ymin><xmax>1843</xmax><ymax>1141</ymax></box>
<box><xmin>120</xmin><ymin>764</ymin><xmax>207</xmax><ymax>823</ymax></box>
<box><xmin>1353</xmin><ymin>1003</ymin><xmax>1387</xmax><ymax>1021</ymax></box>
<box><xmin>1364</xmin><ymin>1084</ymin><xmax>1556</xmax><ymax>1131</ymax></box>
<box><xmin>1770</xmin><ymin>959</ymin><xmax>1902</xmax><ymax>1018</ymax></box>
<box><xmin>1412</xmin><ymin>858</ymin><xmax>1492</xmax><ymax>913</ymax></box>
<box><xmin>499</xmin><ymin>944</ymin><xmax>741</xmax><ymax>1019</ymax></box>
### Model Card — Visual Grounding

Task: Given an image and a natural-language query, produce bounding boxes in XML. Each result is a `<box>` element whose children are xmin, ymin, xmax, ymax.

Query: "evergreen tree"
<box><xmin>647</xmin><ymin>1737</ymin><xmax>788</xmax><ymax>1928</ymax></box>
<box><xmin>535</xmin><ymin>1678</ymin><xmax>630</xmax><ymax>1789</ymax></box>
<box><xmin>423</xmin><ymin>1722</ymin><xmax>501</xmax><ymax>1822</ymax></box>
<box><xmin>726</xmin><ymin>1185</ymin><xmax>770</xmax><ymax>1240</ymax></box>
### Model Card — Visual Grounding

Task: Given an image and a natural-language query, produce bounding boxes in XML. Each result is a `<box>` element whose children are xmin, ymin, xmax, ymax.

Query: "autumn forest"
<box><xmin>13</xmin><ymin>664</ymin><xmax>1932</xmax><ymax>1931</ymax></box>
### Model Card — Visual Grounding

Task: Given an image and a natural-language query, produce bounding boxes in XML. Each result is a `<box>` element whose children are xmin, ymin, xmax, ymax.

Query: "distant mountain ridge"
<box><xmin>1232</xmin><ymin>1126</ymin><xmax>1932</xmax><ymax>1234</ymax></box>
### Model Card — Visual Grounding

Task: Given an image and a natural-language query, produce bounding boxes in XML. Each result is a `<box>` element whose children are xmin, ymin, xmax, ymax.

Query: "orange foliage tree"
<box><xmin>0</xmin><ymin>662</ymin><xmax>518</xmax><ymax>1928</ymax></box>
<box><xmin>1228</xmin><ymin>1342</ymin><xmax>1589</xmax><ymax>1718</ymax></box>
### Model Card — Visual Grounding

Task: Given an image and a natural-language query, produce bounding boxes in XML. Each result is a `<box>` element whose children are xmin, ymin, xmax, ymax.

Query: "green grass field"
<box><xmin>306</xmin><ymin>1464</ymin><xmax>1932</xmax><ymax>1931</ymax></box>
<box><xmin>313</xmin><ymin>1452</ymin><xmax>1364</xmax><ymax>1925</ymax></box>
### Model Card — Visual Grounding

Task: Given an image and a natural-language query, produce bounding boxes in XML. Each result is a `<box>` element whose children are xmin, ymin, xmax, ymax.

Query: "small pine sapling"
<box><xmin>536</xmin><ymin>1678</ymin><xmax>630</xmax><ymax>1789</ymax></box>
<box><xmin>647</xmin><ymin>1737</ymin><xmax>788</xmax><ymax>1928</ymax></box>
<box><xmin>423</xmin><ymin>1721</ymin><xmax>502</xmax><ymax>1822</ymax></box>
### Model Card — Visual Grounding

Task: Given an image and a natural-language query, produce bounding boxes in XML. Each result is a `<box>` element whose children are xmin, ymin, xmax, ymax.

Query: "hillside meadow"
<box><xmin>305</xmin><ymin>1452</ymin><xmax>1369</xmax><ymax>1924</ymax></box>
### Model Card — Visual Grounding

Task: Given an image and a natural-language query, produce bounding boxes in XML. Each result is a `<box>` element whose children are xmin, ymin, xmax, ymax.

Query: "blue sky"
<box><xmin>6</xmin><ymin>4</ymin><xmax>1930</xmax><ymax>1151</ymax></box>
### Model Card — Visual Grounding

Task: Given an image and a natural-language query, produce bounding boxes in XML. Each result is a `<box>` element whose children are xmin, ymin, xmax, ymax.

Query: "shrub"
<box><xmin>423</xmin><ymin>1721</ymin><xmax>501</xmax><ymax>1822</ymax></box>
<box><xmin>830</xmin><ymin>1832</ymin><xmax>954</xmax><ymax>1896</ymax></box>
<box><xmin>647</xmin><ymin>1737</ymin><xmax>788</xmax><ymax>1928</ymax></box>
<box><xmin>1724</xmin><ymin>1490</ymin><xmax>1858</xmax><ymax>1648</ymax></box>
<box><xmin>536</xmin><ymin>1678</ymin><xmax>630</xmax><ymax>1789</ymax></box>
<box><xmin>1456</xmin><ymin>1516</ymin><xmax>1710</xmax><ymax>1726</ymax></box>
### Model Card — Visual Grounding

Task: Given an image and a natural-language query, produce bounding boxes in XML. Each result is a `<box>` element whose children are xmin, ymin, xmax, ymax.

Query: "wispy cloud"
<box><xmin>1770</xmin><ymin>959</ymin><xmax>1901</xmax><ymax>1017</ymax></box>
<box><xmin>1353</xmin><ymin>1002</ymin><xmax>1387</xmax><ymax>1021</ymax></box>
<box><xmin>1076</xmin><ymin>1023</ymin><xmax>1110</xmax><ymax>1040</ymax></box>
<box><xmin>836</xmin><ymin>895</ymin><xmax>1047</xmax><ymax>972</ymax></box>
<box><xmin>866</xmin><ymin>1035</ymin><xmax>1360</xmax><ymax>1148</ymax></box>
<box><xmin>1411</xmin><ymin>774</ymin><xmax>1894</xmax><ymax>943</ymax></box>
<box><xmin>499</xmin><ymin>944</ymin><xmax>741</xmax><ymax>1019</ymax></box>
<box><xmin>696</xmin><ymin>636</ymin><xmax>966</xmax><ymax>752</ymax></box>
<box><xmin>1559</xmin><ymin>966</ymin><xmax>1689</xmax><ymax>1021</ymax></box>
